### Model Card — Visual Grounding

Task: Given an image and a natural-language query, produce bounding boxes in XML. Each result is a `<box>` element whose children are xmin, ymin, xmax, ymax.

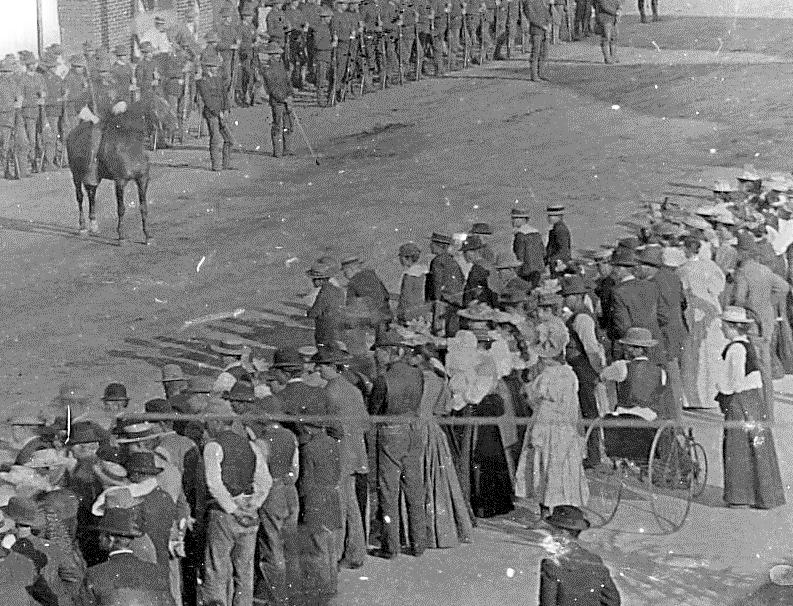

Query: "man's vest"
<box><xmin>214</xmin><ymin>430</ymin><xmax>255</xmax><ymax>497</ymax></box>
<box><xmin>616</xmin><ymin>358</ymin><xmax>663</xmax><ymax>410</ymax></box>
<box><xmin>565</xmin><ymin>310</ymin><xmax>600</xmax><ymax>386</ymax></box>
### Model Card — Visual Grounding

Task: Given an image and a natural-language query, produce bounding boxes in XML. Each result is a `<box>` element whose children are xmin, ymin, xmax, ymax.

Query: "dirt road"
<box><xmin>2</xmin><ymin>20</ymin><xmax>793</xmax><ymax>603</ymax></box>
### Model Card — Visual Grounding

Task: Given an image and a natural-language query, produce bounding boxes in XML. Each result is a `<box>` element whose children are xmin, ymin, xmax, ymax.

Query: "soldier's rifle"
<box><xmin>461</xmin><ymin>2</ymin><xmax>470</xmax><ymax>69</ymax></box>
<box><xmin>179</xmin><ymin>61</ymin><xmax>191</xmax><ymax>143</ymax></box>
<box><xmin>57</xmin><ymin>90</ymin><xmax>68</xmax><ymax>167</ymax></box>
<box><xmin>377</xmin><ymin>8</ymin><xmax>388</xmax><ymax>90</ymax></box>
<box><xmin>227</xmin><ymin>41</ymin><xmax>240</xmax><ymax>108</ymax></box>
<box><xmin>518</xmin><ymin>1</ymin><xmax>527</xmax><ymax>53</ymax></box>
<box><xmin>130</xmin><ymin>63</ymin><xmax>139</xmax><ymax>104</ymax></box>
<box><xmin>478</xmin><ymin>3</ymin><xmax>486</xmax><ymax>65</ymax></box>
<box><xmin>397</xmin><ymin>14</ymin><xmax>405</xmax><ymax>85</ymax></box>
<box><xmin>35</xmin><ymin>91</ymin><xmax>47</xmax><ymax>173</ymax></box>
<box><xmin>445</xmin><ymin>3</ymin><xmax>452</xmax><ymax>73</ymax></box>
<box><xmin>6</xmin><ymin>108</ymin><xmax>22</xmax><ymax>179</ymax></box>
<box><xmin>330</xmin><ymin>43</ymin><xmax>338</xmax><ymax>106</ymax></box>
<box><xmin>505</xmin><ymin>0</ymin><xmax>512</xmax><ymax>58</ymax></box>
<box><xmin>358</xmin><ymin>23</ymin><xmax>370</xmax><ymax>97</ymax></box>
<box><xmin>339</xmin><ymin>32</ymin><xmax>356</xmax><ymax>102</ymax></box>
<box><xmin>414</xmin><ymin>9</ymin><xmax>422</xmax><ymax>81</ymax></box>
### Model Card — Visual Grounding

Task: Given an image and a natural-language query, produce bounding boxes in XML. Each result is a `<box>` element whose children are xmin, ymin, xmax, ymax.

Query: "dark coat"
<box><xmin>80</xmin><ymin>551</ymin><xmax>175</xmax><ymax>606</ymax></box>
<box><xmin>545</xmin><ymin>220</ymin><xmax>572</xmax><ymax>267</ymax></box>
<box><xmin>346</xmin><ymin>268</ymin><xmax>392</xmax><ymax>319</ymax></box>
<box><xmin>462</xmin><ymin>263</ymin><xmax>497</xmax><ymax>307</ymax></box>
<box><xmin>594</xmin><ymin>0</ymin><xmax>621</xmax><ymax>15</ymax></box>
<box><xmin>368</xmin><ymin>360</ymin><xmax>424</xmax><ymax>416</ymax></box>
<box><xmin>523</xmin><ymin>0</ymin><xmax>552</xmax><ymax>27</ymax></box>
<box><xmin>513</xmin><ymin>229</ymin><xmax>545</xmax><ymax>281</ymax></box>
<box><xmin>307</xmin><ymin>280</ymin><xmax>344</xmax><ymax>346</ymax></box>
<box><xmin>653</xmin><ymin>266</ymin><xmax>688</xmax><ymax>359</ymax></box>
<box><xmin>297</xmin><ymin>430</ymin><xmax>343</xmax><ymax>532</ymax></box>
<box><xmin>610</xmin><ymin>277</ymin><xmax>665</xmax><ymax>361</ymax></box>
<box><xmin>539</xmin><ymin>543</ymin><xmax>621</xmax><ymax>606</ymax></box>
<box><xmin>137</xmin><ymin>486</ymin><xmax>177</xmax><ymax>575</ymax></box>
<box><xmin>197</xmin><ymin>74</ymin><xmax>230</xmax><ymax>115</ymax></box>
<box><xmin>261</xmin><ymin>60</ymin><xmax>292</xmax><ymax>104</ymax></box>
<box><xmin>426</xmin><ymin>251</ymin><xmax>464</xmax><ymax>306</ymax></box>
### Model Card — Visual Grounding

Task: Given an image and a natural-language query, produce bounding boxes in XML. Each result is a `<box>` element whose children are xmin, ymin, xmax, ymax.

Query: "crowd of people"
<box><xmin>0</xmin><ymin>0</ymin><xmax>643</xmax><ymax>178</ymax></box>
<box><xmin>0</xmin><ymin>166</ymin><xmax>790</xmax><ymax>605</ymax></box>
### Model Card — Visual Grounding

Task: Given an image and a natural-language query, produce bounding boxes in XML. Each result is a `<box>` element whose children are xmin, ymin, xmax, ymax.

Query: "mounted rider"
<box><xmin>82</xmin><ymin>59</ymin><xmax>129</xmax><ymax>186</ymax></box>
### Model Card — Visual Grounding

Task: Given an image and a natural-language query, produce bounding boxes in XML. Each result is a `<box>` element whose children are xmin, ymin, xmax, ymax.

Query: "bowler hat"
<box><xmin>2</xmin><ymin>497</ymin><xmax>44</xmax><ymax>529</ymax></box>
<box><xmin>373</xmin><ymin>328</ymin><xmax>404</xmax><ymax>349</ymax></box>
<box><xmin>102</xmin><ymin>383</ymin><xmax>128</xmax><ymax>401</ymax></box>
<box><xmin>67</xmin><ymin>421</ymin><xmax>103</xmax><ymax>445</ymax></box>
<box><xmin>228</xmin><ymin>381</ymin><xmax>255</xmax><ymax>402</ymax></box>
<box><xmin>510</xmin><ymin>208</ymin><xmax>531</xmax><ymax>219</ymax></box>
<box><xmin>545</xmin><ymin>505</ymin><xmax>590</xmax><ymax>531</ymax></box>
<box><xmin>470</xmin><ymin>222</ymin><xmax>493</xmax><ymax>235</ymax></box>
<box><xmin>312</xmin><ymin>345</ymin><xmax>349</xmax><ymax>366</ymax></box>
<box><xmin>429</xmin><ymin>232</ymin><xmax>453</xmax><ymax>246</ymax></box>
<box><xmin>610</xmin><ymin>247</ymin><xmax>636</xmax><ymax>267</ymax></box>
<box><xmin>271</xmin><ymin>347</ymin><xmax>304</xmax><ymax>370</ymax></box>
<box><xmin>211</xmin><ymin>337</ymin><xmax>249</xmax><ymax>356</ymax></box>
<box><xmin>560</xmin><ymin>274</ymin><xmax>588</xmax><ymax>296</ymax></box>
<box><xmin>618</xmin><ymin>327</ymin><xmax>658</xmax><ymax>348</ymax></box>
<box><xmin>124</xmin><ymin>451</ymin><xmax>162</xmax><ymax>476</ymax></box>
<box><xmin>636</xmin><ymin>245</ymin><xmax>663</xmax><ymax>267</ymax></box>
<box><xmin>161</xmin><ymin>364</ymin><xmax>185</xmax><ymax>383</ymax></box>
<box><xmin>460</xmin><ymin>235</ymin><xmax>484</xmax><ymax>252</ymax></box>
<box><xmin>94</xmin><ymin>507</ymin><xmax>142</xmax><ymax>537</ymax></box>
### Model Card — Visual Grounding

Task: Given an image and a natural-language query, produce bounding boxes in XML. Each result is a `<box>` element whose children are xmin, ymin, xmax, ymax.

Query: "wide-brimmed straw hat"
<box><xmin>211</xmin><ymin>337</ymin><xmax>250</xmax><ymax>356</ymax></box>
<box><xmin>306</xmin><ymin>256</ymin><xmax>340</xmax><ymax>279</ymax></box>
<box><xmin>770</xmin><ymin>564</ymin><xmax>793</xmax><ymax>586</ymax></box>
<box><xmin>114</xmin><ymin>421</ymin><xmax>172</xmax><ymax>444</ymax></box>
<box><xmin>721</xmin><ymin>306</ymin><xmax>754</xmax><ymax>324</ymax></box>
<box><xmin>618</xmin><ymin>327</ymin><xmax>658</xmax><ymax>348</ymax></box>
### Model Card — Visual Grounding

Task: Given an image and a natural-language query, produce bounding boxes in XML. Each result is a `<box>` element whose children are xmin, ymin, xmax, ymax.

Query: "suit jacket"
<box><xmin>307</xmin><ymin>280</ymin><xmax>344</xmax><ymax>346</ymax></box>
<box><xmin>324</xmin><ymin>376</ymin><xmax>369</xmax><ymax>474</ymax></box>
<box><xmin>513</xmin><ymin>229</ymin><xmax>545</xmax><ymax>280</ymax></box>
<box><xmin>546</xmin><ymin>221</ymin><xmax>572</xmax><ymax>267</ymax></box>
<box><xmin>426</xmin><ymin>251</ymin><xmax>464</xmax><ymax>306</ymax></box>
<box><xmin>462</xmin><ymin>263</ymin><xmax>497</xmax><ymax>307</ymax></box>
<box><xmin>346</xmin><ymin>268</ymin><xmax>392</xmax><ymax>319</ymax></box>
<box><xmin>610</xmin><ymin>277</ymin><xmax>665</xmax><ymax>361</ymax></box>
<box><xmin>80</xmin><ymin>551</ymin><xmax>175</xmax><ymax>606</ymax></box>
<box><xmin>652</xmin><ymin>267</ymin><xmax>688</xmax><ymax>359</ymax></box>
<box><xmin>539</xmin><ymin>543</ymin><xmax>621</xmax><ymax>606</ymax></box>
<box><xmin>732</xmin><ymin>258</ymin><xmax>790</xmax><ymax>341</ymax></box>
<box><xmin>297</xmin><ymin>430</ymin><xmax>343</xmax><ymax>532</ymax></box>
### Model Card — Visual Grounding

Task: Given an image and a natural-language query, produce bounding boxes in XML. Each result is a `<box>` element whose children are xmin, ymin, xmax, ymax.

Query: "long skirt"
<box><xmin>682</xmin><ymin>310</ymin><xmax>725</xmax><ymax>409</ymax></box>
<box><xmin>422</xmin><ymin>422</ymin><xmax>474</xmax><ymax>547</ymax></box>
<box><xmin>527</xmin><ymin>424</ymin><xmax>589</xmax><ymax>509</ymax></box>
<box><xmin>722</xmin><ymin>389</ymin><xmax>786</xmax><ymax>509</ymax></box>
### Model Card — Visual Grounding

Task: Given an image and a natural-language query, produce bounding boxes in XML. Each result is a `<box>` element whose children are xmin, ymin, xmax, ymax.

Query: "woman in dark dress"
<box><xmin>470</xmin><ymin>392</ymin><xmax>515</xmax><ymax>518</ymax></box>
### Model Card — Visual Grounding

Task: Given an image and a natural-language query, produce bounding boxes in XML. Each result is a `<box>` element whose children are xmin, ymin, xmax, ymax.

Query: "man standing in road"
<box><xmin>545</xmin><ymin>204</ymin><xmax>571</xmax><ymax>272</ymax></box>
<box><xmin>258</xmin><ymin>42</ymin><xmax>295</xmax><ymax>157</ymax></box>
<box><xmin>426</xmin><ymin>232</ymin><xmax>464</xmax><ymax>336</ymax></box>
<box><xmin>593</xmin><ymin>0</ymin><xmax>620</xmax><ymax>64</ymax></box>
<box><xmin>196</xmin><ymin>54</ymin><xmax>234</xmax><ymax>171</ymax></box>
<box><xmin>522</xmin><ymin>0</ymin><xmax>550</xmax><ymax>82</ymax></box>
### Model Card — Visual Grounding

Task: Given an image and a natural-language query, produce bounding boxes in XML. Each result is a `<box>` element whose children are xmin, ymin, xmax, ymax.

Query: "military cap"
<box><xmin>470</xmin><ymin>222</ymin><xmax>493</xmax><ymax>235</ymax></box>
<box><xmin>67</xmin><ymin>54</ymin><xmax>85</xmax><ymax>67</ymax></box>
<box><xmin>205</xmin><ymin>30</ymin><xmax>221</xmax><ymax>43</ymax></box>
<box><xmin>154</xmin><ymin>15</ymin><xmax>167</xmax><ymax>24</ymax></box>
<box><xmin>546</xmin><ymin>204</ymin><xmax>565</xmax><ymax>215</ymax></box>
<box><xmin>201</xmin><ymin>54</ymin><xmax>222</xmax><ymax>67</ymax></box>
<box><xmin>510</xmin><ymin>208</ymin><xmax>531</xmax><ymax>219</ymax></box>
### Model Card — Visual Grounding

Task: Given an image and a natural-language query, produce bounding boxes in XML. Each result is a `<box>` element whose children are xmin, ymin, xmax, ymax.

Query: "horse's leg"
<box><xmin>87</xmin><ymin>184</ymin><xmax>99</xmax><ymax>234</ymax></box>
<box><xmin>136</xmin><ymin>172</ymin><xmax>151</xmax><ymax>245</ymax></box>
<box><xmin>115</xmin><ymin>179</ymin><xmax>128</xmax><ymax>244</ymax></box>
<box><xmin>74</xmin><ymin>178</ymin><xmax>86</xmax><ymax>234</ymax></box>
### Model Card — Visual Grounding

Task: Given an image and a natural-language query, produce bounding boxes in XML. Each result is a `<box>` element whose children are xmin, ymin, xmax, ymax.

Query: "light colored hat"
<box><xmin>767</xmin><ymin>177</ymin><xmax>793</xmax><ymax>193</ymax></box>
<box><xmin>0</xmin><ymin>511</ymin><xmax>13</xmax><ymax>534</ymax></box>
<box><xmin>721</xmin><ymin>306</ymin><xmax>754</xmax><ymax>324</ymax></box>
<box><xmin>618</xmin><ymin>327</ymin><xmax>658</xmax><ymax>348</ymax></box>
<box><xmin>712</xmin><ymin>179</ymin><xmax>734</xmax><ymax>193</ymax></box>
<box><xmin>510</xmin><ymin>208</ymin><xmax>531</xmax><ymax>219</ymax></box>
<box><xmin>770</xmin><ymin>564</ymin><xmax>793</xmax><ymax>586</ymax></box>
<box><xmin>8</xmin><ymin>414</ymin><xmax>45</xmax><ymax>427</ymax></box>
<box><xmin>161</xmin><ymin>364</ymin><xmax>185</xmax><ymax>382</ymax></box>
<box><xmin>533</xmin><ymin>321</ymin><xmax>569</xmax><ymax>358</ymax></box>
<box><xmin>546</xmin><ymin>204</ymin><xmax>565</xmax><ymax>215</ymax></box>
<box><xmin>93</xmin><ymin>460</ymin><xmax>129</xmax><ymax>486</ymax></box>
<box><xmin>211</xmin><ymin>336</ymin><xmax>250</xmax><ymax>356</ymax></box>
<box><xmin>737</xmin><ymin>167</ymin><xmax>762</xmax><ymax>182</ymax></box>
<box><xmin>27</xmin><ymin>449</ymin><xmax>70</xmax><ymax>469</ymax></box>
<box><xmin>114</xmin><ymin>421</ymin><xmax>172</xmax><ymax>444</ymax></box>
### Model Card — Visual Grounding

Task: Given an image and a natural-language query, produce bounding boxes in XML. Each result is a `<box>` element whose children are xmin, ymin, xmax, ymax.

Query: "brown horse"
<box><xmin>66</xmin><ymin>97</ymin><xmax>178</xmax><ymax>245</ymax></box>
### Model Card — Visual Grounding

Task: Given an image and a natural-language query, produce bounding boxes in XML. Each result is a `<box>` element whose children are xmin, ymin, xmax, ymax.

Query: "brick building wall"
<box><xmin>58</xmin><ymin>0</ymin><xmax>219</xmax><ymax>54</ymax></box>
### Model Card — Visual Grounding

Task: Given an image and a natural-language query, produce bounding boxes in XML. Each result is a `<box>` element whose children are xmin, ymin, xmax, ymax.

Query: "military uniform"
<box><xmin>445</xmin><ymin>0</ymin><xmax>464</xmax><ymax>70</ymax></box>
<box><xmin>217</xmin><ymin>12</ymin><xmax>241</xmax><ymax>84</ymax></box>
<box><xmin>546</xmin><ymin>219</ymin><xmax>572</xmax><ymax>268</ymax></box>
<box><xmin>425</xmin><ymin>236</ymin><xmax>464</xmax><ymax>336</ymax></box>
<box><xmin>0</xmin><ymin>59</ymin><xmax>27</xmax><ymax>178</ymax></box>
<box><xmin>196</xmin><ymin>60</ymin><xmax>234</xmax><ymax>170</ymax></box>
<box><xmin>111</xmin><ymin>44</ymin><xmax>135</xmax><ymax>102</ymax></box>
<box><xmin>238</xmin><ymin>12</ymin><xmax>259</xmax><ymax>105</ymax></box>
<box><xmin>135</xmin><ymin>50</ymin><xmax>161</xmax><ymax>100</ymax></box>
<box><xmin>19</xmin><ymin>54</ymin><xmax>45</xmax><ymax>173</ymax></box>
<box><xmin>312</xmin><ymin>11</ymin><xmax>336</xmax><ymax>106</ymax></box>
<box><xmin>593</xmin><ymin>0</ymin><xmax>620</xmax><ymax>63</ymax></box>
<box><xmin>40</xmin><ymin>60</ymin><xmax>64</xmax><ymax>169</ymax></box>
<box><xmin>260</xmin><ymin>46</ymin><xmax>295</xmax><ymax>157</ymax></box>
<box><xmin>284</xmin><ymin>3</ymin><xmax>309</xmax><ymax>88</ymax></box>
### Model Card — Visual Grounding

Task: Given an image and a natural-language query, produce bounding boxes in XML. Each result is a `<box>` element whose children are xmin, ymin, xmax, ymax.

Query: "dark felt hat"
<box><xmin>102</xmin><ymin>383</ymin><xmax>129</xmax><ymax>402</ymax></box>
<box><xmin>144</xmin><ymin>398</ymin><xmax>172</xmax><ymax>414</ymax></box>
<box><xmin>545</xmin><ymin>505</ymin><xmax>590</xmax><ymax>531</ymax></box>
<box><xmin>228</xmin><ymin>381</ymin><xmax>255</xmax><ymax>402</ymax></box>
<box><xmin>461</xmin><ymin>235</ymin><xmax>484</xmax><ymax>252</ymax></box>
<box><xmin>271</xmin><ymin>347</ymin><xmax>304</xmax><ymax>370</ymax></box>
<box><xmin>636</xmin><ymin>245</ymin><xmax>663</xmax><ymax>267</ymax></box>
<box><xmin>610</xmin><ymin>247</ymin><xmax>637</xmax><ymax>267</ymax></box>
<box><xmin>470</xmin><ymin>222</ymin><xmax>493</xmax><ymax>235</ymax></box>
<box><xmin>123</xmin><ymin>451</ymin><xmax>162</xmax><ymax>476</ymax></box>
<box><xmin>67</xmin><ymin>421</ymin><xmax>103</xmax><ymax>445</ymax></box>
<box><xmin>373</xmin><ymin>328</ymin><xmax>404</xmax><ymax>349</ymax></box>
<box><xmin>3</xmin><ymin>497</ymin><xmax>44</xmax><ymax>529</ymax></box>
<box><xmin>429</xmin><ymin>232</ymin><xmax>453</xmax><ymax>246</ymax></box>
<box><xmin>311</xmin><ymin>345</ymin><xmax>350</xmax><ymax>365</ymax></box>
<box><xmin>560</xmin><ymin>274</ymin><xmax>588</xmax><ymax>296</ymax></box>
<box><xmin>94</xmin><ymin>507</ymin><xmax>142</xmax><ymax>538</ymax></box>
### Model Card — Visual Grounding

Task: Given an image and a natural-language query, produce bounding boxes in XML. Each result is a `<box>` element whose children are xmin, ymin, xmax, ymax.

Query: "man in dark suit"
<box><xmin>80</xmin><ymin>507</ymin><xmax>175</xmax><ymax>605</ymax></box>
<box><xmin>426</xmin><ymin>232</ymin><xmax>465</xmax><ymax>336</ymax></box>
<box><xmin>461</xmin><ymin>235</ymin><xmax>497</xmax><ymax>307</ymax></box>
<box><xmin>545</xmin><ymin>204</ymin><xmax>572</xmax><ymax>273</ymax></box>
<box><xmin>511</xmin><ymin>208</ymin><xmax>545</xmax><ymax>288</ymax></box>
<box><xmin>608</xmin><ymin>247</ymin><xmax>665</xmax><ymax>363</ymax></box>
<box><xmin>539</xmin><ymin>505</ymin><xmax>621</xmax><ymax>606</ymax></box>
<box><xmin>341</xmin><ymin>255</ymin><xmax>393</xmax><ymax>321</ymax></box>
<box><xmin>270</xmin><ymin>347</ymin><xmax>335</xmax><ymax>418</ymax></box>
<box><xmin>638</xmin><ymin>245</ymin><xmax>688</xmax><ymax>417</ymax></box>
<box><xmin>306</xmin><ymin>256</ymin><xmax>344</xmax><ymax>347</ymax></box>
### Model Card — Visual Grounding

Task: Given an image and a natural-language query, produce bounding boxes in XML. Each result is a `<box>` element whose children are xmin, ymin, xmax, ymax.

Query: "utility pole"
<box><xmin>36</xmin><ymin>0</ymin><xmax>45</xmax><ymax>57</ymax></box>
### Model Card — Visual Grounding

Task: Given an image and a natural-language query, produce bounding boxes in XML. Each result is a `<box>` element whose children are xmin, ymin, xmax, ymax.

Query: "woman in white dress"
<box><xmin>678</xmin><ymin>236</ymin><xmax>727</xmax><ymax>409</ymax></box>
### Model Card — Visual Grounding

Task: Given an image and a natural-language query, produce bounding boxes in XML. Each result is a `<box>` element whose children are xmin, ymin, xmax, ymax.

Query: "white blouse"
<box><xmin>718</xmin><ymin>336</ymin><xmax>763</xmax><ymax>395</ymax></box>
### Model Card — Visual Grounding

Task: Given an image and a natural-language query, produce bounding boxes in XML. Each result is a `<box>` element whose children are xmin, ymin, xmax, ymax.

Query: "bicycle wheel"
<box><xmin>689</xmin><ymin>440</ymin><xmax>708</xmax><ymax>498</ymax></box>
<box><xmin>648</xmin><ymin>426</ymin><xmax>692</xmax><ymax>532</ymax></box>
<box><xmin>584</xmin><ymin>463</ymin><xmax>623</xmax><ymax>527</ymax></box>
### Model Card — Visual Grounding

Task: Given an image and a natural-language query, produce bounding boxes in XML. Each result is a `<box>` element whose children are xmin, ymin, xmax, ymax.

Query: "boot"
<box><xmin>600</xmin><ymin>41</ymin><xmax>612</xmax><ymax>64</ymax></box>
<box><xmin>222</xmin><ymin>143</ymin><xmax>235</xmax><ymax>170</ymax></box>
<box><xmin>283</xmin><ymin>129</ymin><xmax>295</xmax><ymax>157</ymax></box>
<box><xmin>530</xmin><ymin>52</ymin><xmax>540</xmax><ymax>81</ymax></box>
<box><xmin>640</xmin><ymin>12</ymin><xmax>647</xmax><ymax>23</ymax></box>
<box><xmin>610</xmin><ymin>43</ymin><xmax>620</xmax><ymax>63</ymax></box>
<box><xmin>271</xmin><ymin>133</ymin><xmax>283</xmax><ymax>158</ymax></box>
<box><xmin>209</xmin><ymin>145</ymin><xmax>222</xmax><ymax>171</ymax></box>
